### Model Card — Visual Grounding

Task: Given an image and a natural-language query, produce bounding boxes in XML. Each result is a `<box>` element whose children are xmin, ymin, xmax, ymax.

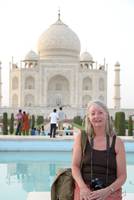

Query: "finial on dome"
<box><xmin>58</xmin><ymin>7</ymin><xmax>61</xmax><ymax>21</ymax></box>
<box><xmin>85</xmin><ymin>40</ymin><xmax>87</xmax><ymax>52</ymax></box>
<box><xmin>104</xmin><ymin>57</ymin><xmax>106</xmax><ymax>66</ymax></box>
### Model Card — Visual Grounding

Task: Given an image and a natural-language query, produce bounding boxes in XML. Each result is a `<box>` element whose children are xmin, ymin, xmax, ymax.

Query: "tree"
<box><xmin>9</xmin><ymin>113</ymin><xmax>14</xmax><ymax>134</ymax></box>
<box><xmin>31</xmin><ymin>115</ymin><xmax>35</xmax><ymax>129</ymax></box>
<box><xmin>36</xmin><ymin>115</ymin><xmax>44</xmax><ymax>126</ymax></box>
<box><xmin>128</xmin><ymin>115</ymin><xmax>133</xmax><ymax>136</ymax></box>
<box><xmin>114</xmin><ymin>112</ymin><xmax>126</xmax><ymax>136</ymax></box>
<box><xmin>73</xmin><ymin>116</ymin><xmax>83</xmax><ymax>126</ymax></box>
<box><xmin>2</xmin><ymin>112</ymin><xmax>8</xmax><ymax>135</ymax></box>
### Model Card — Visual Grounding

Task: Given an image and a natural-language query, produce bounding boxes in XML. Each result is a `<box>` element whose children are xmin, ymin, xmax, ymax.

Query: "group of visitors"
<box><xmin>15</xmin><ymin>109</ymin><xmax>30</xmax><ymax>135</ymax></box>
<box><xmin>31</xmin><ymin>125</ymin><xmax>45</xmax><ymax>136</ymax></box>
<box><xmin>15</xmin><ymin>107</ymin><xmax>67</xmax><ymax>137</ymax></box>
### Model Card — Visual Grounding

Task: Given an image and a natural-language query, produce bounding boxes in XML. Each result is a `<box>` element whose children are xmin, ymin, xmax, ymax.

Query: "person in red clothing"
<box><xmin>22</xmin><ymin>111</ymin><xmax>30</xmax><ymax>135</ymax></box>
<box><xmin>72</xmin><ymin>100</ymin><xmax>127</xmax><ymax>200</ymax></box>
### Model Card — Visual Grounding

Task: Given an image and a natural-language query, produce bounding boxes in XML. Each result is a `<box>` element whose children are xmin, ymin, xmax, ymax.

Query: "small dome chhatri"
<box><xmin>24</xmin><ymin>50</ymin><xmax>39</xmax><ymax>61</ymax></box>
<box><xmin>80</xmin><ymin>51</ymin><xmax>93</xmax><ymax>62</ymax></box>
<box><xmin>37</xmin><ymin>13</ymin><xmax>81</xmax><ymax>59</ymax></box>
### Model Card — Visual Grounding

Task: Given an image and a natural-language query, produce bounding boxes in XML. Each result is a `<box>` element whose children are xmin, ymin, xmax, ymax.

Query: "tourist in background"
<box><xmin>22</xmin><ymin>111</ymin><xmax>30</xmax><ymax>135</ymax></box>
<box><xmin>58</xmin><ymin>107</ymin><xmax>66</xmax><ymax>130</ymax></box>
<box><xmin>15</xmin><ymin>109</ymin><xmax>23</xmax><ymax>135</ymax></box>
<box><xmin>49</xmin><ymin>109</ymin><xmax>59</xmax><ymax>138</ymax></box>
<box><xmin>41</xmin><ymin>125</ymin><xmax>45</xmax><ymax>135</ymax></box>
<box><xmin>72</xmin><ymin>100</ymin><xmax>126</xmax><ymax>200</ymax></box>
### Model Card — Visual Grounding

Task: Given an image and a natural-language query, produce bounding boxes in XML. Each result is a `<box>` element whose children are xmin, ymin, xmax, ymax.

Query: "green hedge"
<box><xmin>36</xmin><ymin>115</ymin><xmax>44</xmax><ymax>126</ymax></box>
<box><xmin>73</xmin><ymin>116</ymin><xmax>83</xmax><ymax>126</ymax></box>
<box><xmin>2</xmin><ymin>112</ymin><xmax>8</xmax><ymax>135</ymax></box>
<box><xmin>128</xmin><ymin>116</ymin><xmax>133</xmax><ymax>136</ymax></box>
<box><xmin>9</xmin><ymin>113</ymin><xmax>14</xmax><ymax>134</ymax></box>
<box><xmin>114</xmin><ymin>112</ymin><xmax>126</xmax><ymax>136</ymax></box>
<box><xmin>31</xmin><ymin>115</ymin><xmax>35</xmax><ymax>129</ymax></box>
<box><xmin>72</xmin><ymin>122</ymin><xmax>85</xmax><ymax>131</ymax></box>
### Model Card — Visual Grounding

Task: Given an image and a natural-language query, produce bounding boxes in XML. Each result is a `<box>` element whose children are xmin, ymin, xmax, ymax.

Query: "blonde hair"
<box><xmin>85</xmin><ymin>100</ymin><xmax>115</xmax><ymax>137</ymax></box>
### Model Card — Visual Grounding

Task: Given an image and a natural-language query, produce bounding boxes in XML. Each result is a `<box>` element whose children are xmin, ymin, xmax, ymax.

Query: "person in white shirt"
<box><xmin>49</xmin><ymin>109</ymin><xmax>59</xmax><ymax>138</ymax></box>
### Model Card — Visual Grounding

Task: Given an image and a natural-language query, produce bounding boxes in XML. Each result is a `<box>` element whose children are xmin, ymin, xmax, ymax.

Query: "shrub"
<box><xmin>31</xmin><ymin>115</ymin><xmax>35</xmax><ymax>129</ymax></box>
<box><xmin>9</xmin><ymin>113</ymin><xmax>14</xmax><ymax>134</ymax></box>
<box><xmin>114</xmin><ymin>112</ymin><xmax>126</xmax><ymax>136</ymax></box>
<box><xmin>36</xmin><ymin>115</ymin><xmax>44</xmax><ymax>126</ymax></box>
<box><xmin>2</xmin><ymin>112</ymin><xmax>8</xmax><ymax>135</ymax></box>
<box><xmin>73</xmin><ymin>116</ymin><xmax>83</xmax><ymax>126</ymax></box>
<box><xmin>128</xmin><ymin>116</ymin><xmax>133</xmax><ymax>136</ymax></box>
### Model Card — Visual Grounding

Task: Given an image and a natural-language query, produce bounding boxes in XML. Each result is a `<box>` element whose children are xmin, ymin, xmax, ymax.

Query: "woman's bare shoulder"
<box><xmin>116</xmin><ymin>136</ymin><xmax>124</xmax><ymax>144</ymax></box>
<box><xmin>74</xmin><ymin>129</ymin><xmax>81</xmax><ymax>139</ymax></box>
<box><xmin>115</xmin><ymin>136</ymin><xmax>125</xmax><ymax>153</ymax></box>
<box><xmin>74</xmin><ymin>129</ymin><xmax>83</xmax><ymax>145</ymax></box>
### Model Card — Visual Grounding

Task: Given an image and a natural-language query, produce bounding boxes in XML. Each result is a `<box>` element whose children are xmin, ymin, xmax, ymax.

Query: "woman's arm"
<box><xmin>72</xmin><ymin>131</ymin><xmax>88</xmax><ymax>189</ymax></box>
<box><xmin>107</xmin><ymin>137</ymin><xmax>127</xmax><ymax>192</ymax></box>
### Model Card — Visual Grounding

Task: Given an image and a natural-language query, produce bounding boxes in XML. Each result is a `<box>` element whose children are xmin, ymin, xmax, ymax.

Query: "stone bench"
<box><xmin>27</xmin><ymin>192</ymin><xmax>50</xmax><ymax>200</ymax></box>
<box><xmin>27</xmin><ymin>192</ymin><xmax>134</xmax><ymax>200</ymax></box>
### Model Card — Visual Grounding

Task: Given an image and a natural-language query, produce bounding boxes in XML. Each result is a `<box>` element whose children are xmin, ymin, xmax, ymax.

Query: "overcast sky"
<box><xmin>0</xmin><ymin>0</ymin><xmax>134</xmax><ymax>108</ymax></box>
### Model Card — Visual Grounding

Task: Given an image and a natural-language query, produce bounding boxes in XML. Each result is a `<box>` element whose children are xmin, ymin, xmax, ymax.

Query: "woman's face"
<box><xmin>88</xmin><ymin>104</ymin><xmax>107</xmax><ymax>128</ymax></box>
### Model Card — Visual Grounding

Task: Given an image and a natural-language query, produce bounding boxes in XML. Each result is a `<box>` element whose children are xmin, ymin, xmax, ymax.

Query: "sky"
<box><xmin>0</xmin><ymin>0</ymin><xmax>134</xmax><ymax>108</ymax></box>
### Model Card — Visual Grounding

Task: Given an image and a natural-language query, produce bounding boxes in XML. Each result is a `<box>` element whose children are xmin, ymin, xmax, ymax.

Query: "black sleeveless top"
<box><xmin>81</xmin><ymin>135</ymin><xmax>117</xmax><ymax>187</ymax></box>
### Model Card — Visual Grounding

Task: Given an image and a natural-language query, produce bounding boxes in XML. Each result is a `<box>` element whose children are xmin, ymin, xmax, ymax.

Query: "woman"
<box><xmin>72</xmin><ymin>100</ymin><xmax>126</xmax><ymax>200</ymax></box>
<box><xmin>22</xmin><ymin>111</ymin><xmax>30</xmax><ymax>135</ymax></box>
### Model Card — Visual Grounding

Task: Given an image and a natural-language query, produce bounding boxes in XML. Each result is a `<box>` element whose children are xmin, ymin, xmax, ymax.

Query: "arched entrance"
<box><xmin>47</xmin><ymin>75</ymin><xmax>70</xmax><ymax>107</ymax></box>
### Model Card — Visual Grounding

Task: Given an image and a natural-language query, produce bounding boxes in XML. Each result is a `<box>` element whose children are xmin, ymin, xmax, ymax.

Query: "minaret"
<box><xmin>113</xmin><ymin>61</ymin><xmax>121</xmax><ymax>109</ymax></box>
<box><xmin>0</xmin><ymin>61</ymin><xmax>2</xmax><ymax>106</ymax></box>
<box><xmin>58</xmin><ymin>8</ymin><xmax>61</xmax><ymax>21</ymax></box>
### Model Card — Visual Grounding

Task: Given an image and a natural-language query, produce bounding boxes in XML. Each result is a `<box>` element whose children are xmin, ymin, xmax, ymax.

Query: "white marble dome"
<box><xmin>80</xmin><ymin>51</ymin><xmax>93</xmax><ymax>62</ymax></box>
<box><xmin>24</xmin><ymin>50</ymin><xmax>39</xmax><ymax>61</ymax></box>
<box><xmin>37</xmin><ymin>18</ymin><xmax>81</xmax><ymax>59</ymax></box>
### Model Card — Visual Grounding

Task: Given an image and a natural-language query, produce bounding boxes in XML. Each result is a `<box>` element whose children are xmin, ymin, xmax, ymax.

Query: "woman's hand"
<box><xmin>80</xmin><ymin>186</ymin><xmax>91</xmax><ymax>200</ymax></box>
<box><xmin>89</xmin><ymin>188</ymin><xmax>110</xmax><ymax>200</ymax></box>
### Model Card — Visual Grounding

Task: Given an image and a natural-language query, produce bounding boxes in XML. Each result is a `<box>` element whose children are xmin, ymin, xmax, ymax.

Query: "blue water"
<box><xmin>0</xmin><ymin>151</ymin><xmax>133</xmax><ymax>200</ymax></box>
<box><xmin>0</xmin><ymin>140</ymin><xmax>133</xmax><ymax>152</ymax></box>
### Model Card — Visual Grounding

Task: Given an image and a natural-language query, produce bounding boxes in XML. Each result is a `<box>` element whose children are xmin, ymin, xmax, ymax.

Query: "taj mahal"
<box><xmin>0</xmin><ymin>13</ymin><xmax>133</xmax><ymax>118</ymax></box>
